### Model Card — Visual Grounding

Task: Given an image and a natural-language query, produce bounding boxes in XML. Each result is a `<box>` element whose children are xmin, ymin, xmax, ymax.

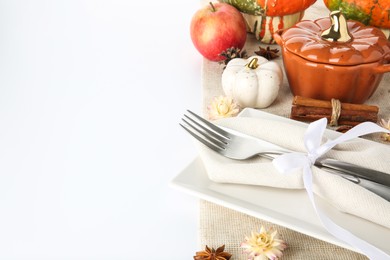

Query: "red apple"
<box><xmin>190</xmin><ymin>2</ymin><xmax>247</xmax><ymax>62</ymax></box>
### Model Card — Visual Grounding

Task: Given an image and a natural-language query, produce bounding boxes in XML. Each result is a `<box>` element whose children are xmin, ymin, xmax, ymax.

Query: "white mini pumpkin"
<box><xmin>222</xmin><ymin>56</ymin><xmax>283</xmax><ymax>108</ymax></box>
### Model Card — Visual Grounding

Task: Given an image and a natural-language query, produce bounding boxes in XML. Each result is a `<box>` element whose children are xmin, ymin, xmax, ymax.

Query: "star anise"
<box><xmin>254</xmin><ymin>46</ymin><xmax>280</xmax><ymax>60</ymax></box>
<box><xmin>219</xmin><ymin>47</ymin><xmax>248</xmax><ymax>69</ymax></box>
<box><xmin>194</xmin><ymin>245</ymin><xmax>232</xmax><ymax>260</ymax></box>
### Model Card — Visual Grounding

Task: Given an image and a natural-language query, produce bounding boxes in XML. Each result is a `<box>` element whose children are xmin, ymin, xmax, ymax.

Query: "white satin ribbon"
<box><xmin>273</xmin><ymin>118</ymin><xmax>390</xmax><ymax>259</ymax></box>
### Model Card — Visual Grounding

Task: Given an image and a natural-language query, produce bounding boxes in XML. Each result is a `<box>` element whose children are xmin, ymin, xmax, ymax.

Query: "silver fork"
<box><xmin>180</xmin><ymin>110</ymin><xmax>390</xmax><ymax>201</ymax></box>
<box><xmin>180</xmin><ymin>110</ymin><xmax>292</xmax><ymax>160</ymax></box>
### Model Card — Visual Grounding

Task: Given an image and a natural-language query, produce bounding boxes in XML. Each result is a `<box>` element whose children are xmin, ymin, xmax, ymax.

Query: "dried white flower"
<box><xmin>208</xmin><ymin>96</ymin><xmax>240</xmax><ymax>120</ymax></box>
<box><xmin>241</xmin><ymin>226</ymin><xmax>287</xmax><ymax>260</ymax></box>
<box><xmin>379</xmin><ymin>118</ymin><xmax>390</xmax><ymax>142</ymax></box>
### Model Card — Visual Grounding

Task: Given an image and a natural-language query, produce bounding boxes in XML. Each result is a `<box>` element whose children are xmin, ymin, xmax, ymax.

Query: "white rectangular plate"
<box><xmin>171</xmin><ymin>108</ymin><xmax>390</xmax><ymax>255</ymax></box>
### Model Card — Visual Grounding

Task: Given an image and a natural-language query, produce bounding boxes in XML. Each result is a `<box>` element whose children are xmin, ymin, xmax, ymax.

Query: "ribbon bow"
<box><xmin>273</xmin><ymin>118</ymin><xmax>390</xmax><ymax>260</ymax></box>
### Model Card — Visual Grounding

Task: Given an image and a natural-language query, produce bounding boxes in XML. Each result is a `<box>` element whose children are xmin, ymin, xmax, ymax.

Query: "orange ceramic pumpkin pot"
<box><xmin>274</xmin><ymin>12</ymin><xmax>390</xmax><ymax>104</ymax></box>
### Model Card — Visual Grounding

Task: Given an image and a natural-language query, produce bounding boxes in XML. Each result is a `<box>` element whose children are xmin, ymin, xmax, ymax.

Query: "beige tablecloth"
<box><xmin>197</xmin><ymin>1</ymin><xmax>390</xmax><ymax>259</ymax></box>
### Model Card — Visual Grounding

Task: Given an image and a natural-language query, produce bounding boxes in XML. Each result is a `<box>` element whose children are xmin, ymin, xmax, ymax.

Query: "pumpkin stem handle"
<box><xmin>246</xmin><ymin>58</ymin><xmax>259</xmax><ymax>69</ymax></box>
<box><xmin>321</xmin><ymin>10</ymin><xmax>352</xmax><ymax>43</ymax></box>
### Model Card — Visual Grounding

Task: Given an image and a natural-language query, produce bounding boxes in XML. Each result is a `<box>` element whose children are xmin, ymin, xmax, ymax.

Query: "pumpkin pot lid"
<box><xmin>279</xmin><ymin>14</ymin><xmax>390</xmax><ymax>65</ymax></box>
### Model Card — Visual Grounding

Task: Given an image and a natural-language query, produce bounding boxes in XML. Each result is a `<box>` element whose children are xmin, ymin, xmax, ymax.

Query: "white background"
<box><xmin>0</xmin><ymin>0</ymin><xmax>203</xmax><ymax>259</ymax></box>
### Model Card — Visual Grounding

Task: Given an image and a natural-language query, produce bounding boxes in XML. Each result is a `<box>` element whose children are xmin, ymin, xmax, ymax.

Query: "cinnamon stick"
<box><xmin>292</xmin><ymin>96</ymin><xmax>379</xmax><ymax>113</ymax></box>
<box><xmin>290</xmin><ymin>96</ymin><xmax>379</xmax><ymax>126</ymax></box>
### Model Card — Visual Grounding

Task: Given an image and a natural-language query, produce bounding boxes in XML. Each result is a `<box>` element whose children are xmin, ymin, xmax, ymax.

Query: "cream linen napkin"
<box><xmin>197</xmin><ymin>116</ymin><xmax>390</xmax><ymax>229</ymax></box>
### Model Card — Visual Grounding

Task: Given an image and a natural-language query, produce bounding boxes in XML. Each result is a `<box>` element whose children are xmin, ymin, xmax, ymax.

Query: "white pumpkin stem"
<box><xmin>246</xmin><ymin>58</ymin><xmax>259</xmax><ymax>69</ymax></box>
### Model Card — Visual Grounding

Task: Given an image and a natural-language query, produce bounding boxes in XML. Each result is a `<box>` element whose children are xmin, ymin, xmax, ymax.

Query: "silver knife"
<box><xmin>261</xmin><ymin>153</ymin><xmax>390</xmax><ymax>201</ymax></box>
<box><xmin>220</xmin><ymin>126</ymin><xmax>390</xmax><ymax>189</ymax></box>
<box><xmin>318</xmin><ymin>158</ymin><xmax>390</xmax><ymax>187</ymax></box>
<box><xmin>318</xmin><ymin>167</ymin><xmax>390</xmax><ymax>201</ymax></box>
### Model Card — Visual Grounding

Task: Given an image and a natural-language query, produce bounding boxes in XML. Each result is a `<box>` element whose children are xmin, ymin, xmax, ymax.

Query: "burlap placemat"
<box><xmin>199</xmin><ymin>200</ymin><xmax>367</xmax><ymax>259</ymax></box>
<box><xmin>197</xmin><ymin>2</ymin><xmax>390</xmax><ymax>259</ymax></box>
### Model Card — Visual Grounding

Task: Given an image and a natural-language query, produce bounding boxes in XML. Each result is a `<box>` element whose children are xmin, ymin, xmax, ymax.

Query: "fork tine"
<box><xmin>183</xmin><ymin>115</ymin><xmax>229</xmax><ymax>145</ymax></box>
<box><xmin>179</xmin><ymin>122</ymin><xmax>225</xmax><ymax>152</ymax></box>
<box><xmin>181</xmin><ymin>117</ymin><xmax>226</xmax><ymax>147</ymax></box>
<box><xmin>186</xmin><ymin>110</ymin><xmax>231</xmax><ymax>139</ymax></box>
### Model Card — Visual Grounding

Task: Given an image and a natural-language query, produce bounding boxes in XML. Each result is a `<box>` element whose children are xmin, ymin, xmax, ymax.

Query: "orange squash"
<box><xmin>258</xmin><ymin>0</ymin><xmax>317</xmax><ymax>16</ymax></box>
<box><xmin>323</xmin><ymin>0</ymin><xmax>390</xmax><ymax>29</ymax></box>
<box><xmin>220</xmin><ymin>0</ymin><xmax>316</xmax><ymax>43</ymax></box>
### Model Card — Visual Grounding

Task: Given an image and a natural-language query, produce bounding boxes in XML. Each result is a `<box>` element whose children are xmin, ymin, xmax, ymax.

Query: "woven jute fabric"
<box><xmin>199</xmin><ymin>200</ymin><xmax>367</xmax><ymax>259</ymax></box>
<box><xmin>197</xmin><ymin>2</ymin><xmax>390</xmax><ymax>259</ymax></box>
